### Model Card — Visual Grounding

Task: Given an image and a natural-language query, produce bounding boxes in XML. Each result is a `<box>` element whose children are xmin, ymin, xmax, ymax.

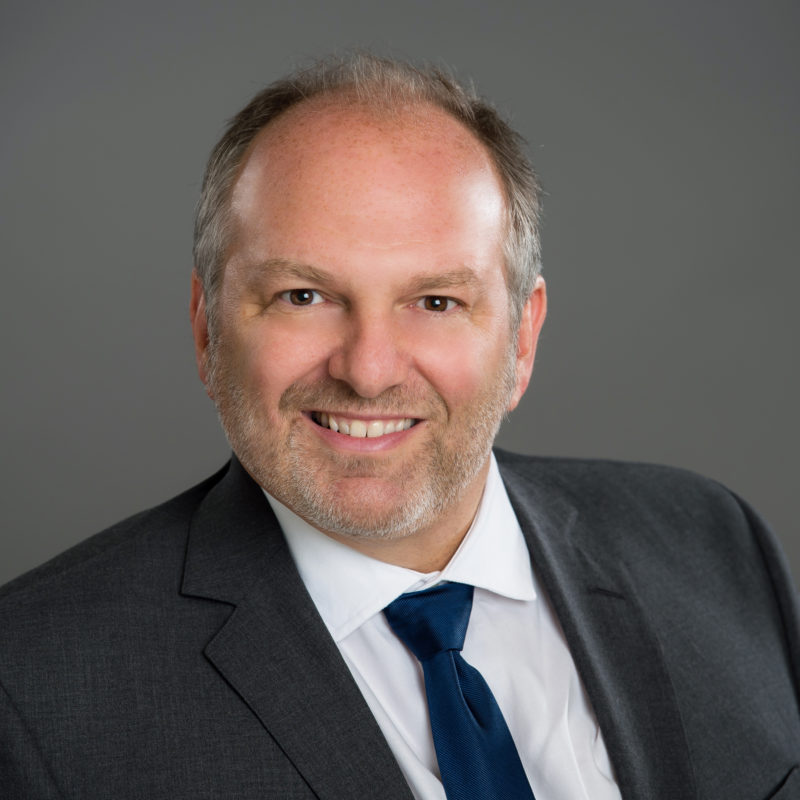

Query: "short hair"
<box><xmin>193</xmin><ymin>53</ymin><xmax>542</xmax><ymax>334</ymax></box>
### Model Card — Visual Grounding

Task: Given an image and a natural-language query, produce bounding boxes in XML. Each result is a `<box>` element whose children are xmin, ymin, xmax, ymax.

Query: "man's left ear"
<box><xmin>508</xmin><ymin>276</ymin><xmax>547</xmax><ymax>412</ymax></box>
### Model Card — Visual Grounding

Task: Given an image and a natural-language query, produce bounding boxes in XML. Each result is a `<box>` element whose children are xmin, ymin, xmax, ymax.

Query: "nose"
<box><xmin>327</xmin><ymin>310</ymin><xmax>410</xmax><ymax>398</ymax></box>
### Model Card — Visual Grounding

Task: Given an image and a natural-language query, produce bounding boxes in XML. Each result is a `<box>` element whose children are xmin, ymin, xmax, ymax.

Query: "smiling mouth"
<box><xmin>311</xmin><ymin>411</ymin><xmax>418</xmax><ymax>438</ymax></box>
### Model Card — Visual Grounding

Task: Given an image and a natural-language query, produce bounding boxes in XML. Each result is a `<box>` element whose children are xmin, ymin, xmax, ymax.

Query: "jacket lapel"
<box><xmin>499</xmin><ymin>456</ymin><xmax>696</xmax><ymax>800</ymax></box>
<box><xmin>181</xmin><ymin>458</ymin><xmax>413</xmax><ymax>800</ymax></box>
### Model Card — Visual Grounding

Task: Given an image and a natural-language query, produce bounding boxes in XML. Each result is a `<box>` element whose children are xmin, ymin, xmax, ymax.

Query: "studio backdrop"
<box><xmin>1</xmin><ymin>0</ymin><xmax>797</xmax><ymax>583</ymax></box>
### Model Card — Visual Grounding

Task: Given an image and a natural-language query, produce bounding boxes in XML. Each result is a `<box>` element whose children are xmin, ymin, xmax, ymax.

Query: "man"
<box><xmin>1</xmin><ymin>54</ymin><xmax>798</xmax><ymax>799</ymax></box>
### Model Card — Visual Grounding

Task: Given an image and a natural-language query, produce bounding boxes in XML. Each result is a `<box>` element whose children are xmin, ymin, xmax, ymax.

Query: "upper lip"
<box><xmin>307</xmin><ymin>410</ymin><xmax>420</xmax><ymax>421</ymax></box>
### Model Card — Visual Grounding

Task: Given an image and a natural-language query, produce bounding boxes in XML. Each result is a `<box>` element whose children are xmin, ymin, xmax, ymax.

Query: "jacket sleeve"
<box><xmin>735</xmin><ymin>491</ymin><xmax>800</xmax><ymax>705</ymax></box>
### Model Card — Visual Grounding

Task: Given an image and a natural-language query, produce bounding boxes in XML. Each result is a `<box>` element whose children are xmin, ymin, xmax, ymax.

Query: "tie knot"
<box><xmin>384</xmin><ymin>582</ymin><xmax>474</xmax><ymax>661</ymax></box>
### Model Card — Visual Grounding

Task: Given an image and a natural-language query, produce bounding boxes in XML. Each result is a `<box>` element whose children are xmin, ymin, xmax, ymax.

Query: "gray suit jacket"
<box><xmin>1</xmin><ymin>451</ymin><xmax>798</xmax><ymax>799</ymax></box>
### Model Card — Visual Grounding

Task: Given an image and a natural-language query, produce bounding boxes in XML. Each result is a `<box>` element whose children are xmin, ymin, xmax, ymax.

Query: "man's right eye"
<box><xmin>280</xmin><ymin>289</ymin><xmax>323</xmax><ymax>306</ymax></box>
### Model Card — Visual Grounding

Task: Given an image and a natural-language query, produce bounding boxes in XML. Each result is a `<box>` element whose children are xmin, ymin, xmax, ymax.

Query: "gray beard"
<box><xmin>207</xmin><ymin>337</ymin><xmax>517</xmax><ymax>542</ymax></box>
<box><xmin>277</xmin><ymin>414</ymin><xmax>492</xmax><ymax>541</ymax></box>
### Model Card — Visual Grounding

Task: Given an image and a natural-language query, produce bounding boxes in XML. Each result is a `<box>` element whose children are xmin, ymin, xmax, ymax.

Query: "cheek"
<box><xmin>235</xmin><ymin>322</ymin><xmax>334</xmax><ymax>396</ymax></box>
<box><xmin>411</xmin><ymin>326</ymin><xmax>504</xmax><ymax>403</ymax></box>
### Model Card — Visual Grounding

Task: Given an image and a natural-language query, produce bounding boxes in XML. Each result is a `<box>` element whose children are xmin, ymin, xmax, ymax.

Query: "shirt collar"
<box><xmin>265</xmin><ymin>453</ymin><xmax>536</xmax><ymax>643</ymax></box>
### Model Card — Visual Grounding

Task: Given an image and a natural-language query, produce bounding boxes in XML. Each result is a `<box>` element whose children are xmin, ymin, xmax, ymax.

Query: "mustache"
<box><xmin>278</xmin><ymin>379</ymin><xmax>444</xmax><ymax>417</ymax></box>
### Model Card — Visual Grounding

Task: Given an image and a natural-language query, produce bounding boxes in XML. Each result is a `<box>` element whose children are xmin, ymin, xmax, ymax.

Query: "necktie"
<box><xmin>384</xmin><ymin>582</ymin><xmax>536</xmax><ymax>800</ymax></box>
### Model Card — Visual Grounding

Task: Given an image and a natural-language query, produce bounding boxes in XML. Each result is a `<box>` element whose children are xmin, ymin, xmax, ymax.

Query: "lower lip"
<box><xmin>304</xmin><ymin>415</ymin><xmax>421</xmax><ymax>452</ymax></box>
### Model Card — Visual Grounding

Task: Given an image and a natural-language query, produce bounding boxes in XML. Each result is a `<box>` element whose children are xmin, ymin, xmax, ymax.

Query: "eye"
<box><xmin>280</xmin><ymin>289</ymin><xmax>323</xmax><ymax>306</ymax></box>
<box><xmin>417</xmin><ymin>295</ymin><xmax>459</xmax><ymax>312</ymax></box>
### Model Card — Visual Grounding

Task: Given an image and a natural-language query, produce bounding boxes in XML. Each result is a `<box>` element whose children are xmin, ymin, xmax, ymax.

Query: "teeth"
<box><xmin>314</xmin><ymin>413</ymin><xmax>415</xmax><ymax>438</ymax></box>
<box><xmin>350</xmin><ymin>420</ymin><xmax>367</xmax><ymax>438</ymax></box>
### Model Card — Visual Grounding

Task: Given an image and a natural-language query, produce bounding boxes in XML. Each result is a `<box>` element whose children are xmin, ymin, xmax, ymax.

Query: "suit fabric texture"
<box><xmin>1</xmin><ymin>450</ymin><xmax>798</xmax><ymax>799</ymax></box>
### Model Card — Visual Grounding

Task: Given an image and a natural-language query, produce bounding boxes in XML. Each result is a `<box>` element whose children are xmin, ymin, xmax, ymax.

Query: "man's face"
<box><xmin>193</xmin><ymin>101</ymin><xmax>544</xmax><ymax>546</ymax></box>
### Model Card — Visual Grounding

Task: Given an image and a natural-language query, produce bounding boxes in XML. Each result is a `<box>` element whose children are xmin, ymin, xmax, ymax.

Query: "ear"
<box><xmin>507</xmin><ymin>275</ymin><xmax>547</xmax><ymax>412</ymax></box>
<box><xmin>190</xmin><ymin>270</ymin><xmax>213</xmax><ymax>396</ymax></box>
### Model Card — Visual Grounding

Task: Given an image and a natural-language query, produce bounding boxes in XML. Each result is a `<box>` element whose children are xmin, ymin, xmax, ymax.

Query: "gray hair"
<box><xmin>193</xmin><ymin>53</ymin><xmax>543</xmax><ymax>334</ymax></box>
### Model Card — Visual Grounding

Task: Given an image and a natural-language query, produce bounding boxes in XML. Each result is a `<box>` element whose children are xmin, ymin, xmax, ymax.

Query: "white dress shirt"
<box><xmin>266</xmin><ymin>454</ymin><xmax>622</xmax><ymax>800</ymax></box>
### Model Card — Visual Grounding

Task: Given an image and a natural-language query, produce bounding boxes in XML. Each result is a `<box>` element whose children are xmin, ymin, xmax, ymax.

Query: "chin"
<box><xmin>290</xmin><ymin>478</ymin><xmax>443</xmax><ymax>541</ymax></box>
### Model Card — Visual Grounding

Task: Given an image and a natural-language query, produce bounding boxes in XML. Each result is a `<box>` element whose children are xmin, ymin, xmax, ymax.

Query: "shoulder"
<box><xmin>494</xmin><ymin>448</ymin><xmax>747</xmax><ymax>528</ymax></box>
<box><xmin>495</xmin><ymin>447</ymin><xmax>726</xmax><ymax>495</ymax></box>
<box><xmin>493</xmin><ymin>448</ymin><xmax>795</xmax><ymax>599</ymax></box>
<box><xmin>494</xmin><ymin>449</ymin><xmax>799</xmax><ymax>654</ymax></box>
<box><xmin>0</xmin><ymin>464</ymin><xmax>229</xmax><ymax>620</ymax></box>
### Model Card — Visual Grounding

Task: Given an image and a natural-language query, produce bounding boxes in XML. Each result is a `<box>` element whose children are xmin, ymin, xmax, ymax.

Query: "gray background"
<box><xmin>2</xmin><ymin>0</ymin><xmax>798</xmax><ymax>585</ymax></box>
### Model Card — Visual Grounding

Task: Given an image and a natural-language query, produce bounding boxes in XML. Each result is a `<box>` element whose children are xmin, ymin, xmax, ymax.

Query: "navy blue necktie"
<box><xmin>384</xmin><ymin>582</ymin><xmax>536</xmax><ymax>800</ymax></box>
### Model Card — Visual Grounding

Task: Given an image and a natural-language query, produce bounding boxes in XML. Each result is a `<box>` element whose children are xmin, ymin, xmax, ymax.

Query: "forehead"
<box><xmin>242</xmin><ymin>95</ymin><xmax>498</xmax><ymax>185</ymax></box>
<box><xmin>228</xmin><ymin>98</ymin><xmax>507</xmax><ymax>264</ymax></box>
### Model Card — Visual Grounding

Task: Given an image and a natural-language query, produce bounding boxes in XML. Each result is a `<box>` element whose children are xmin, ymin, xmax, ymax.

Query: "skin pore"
<box><xmin>191</xmin><ymin>98</ymin><xmax>546</xmax><ymax>571</ymax></box>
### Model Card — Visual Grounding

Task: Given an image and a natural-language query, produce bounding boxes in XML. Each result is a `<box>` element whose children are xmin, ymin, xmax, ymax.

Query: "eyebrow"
<box><xmin>245</xmin><ymin>259</ymin><xmax>484</xmax><ymax>294</ymax></box>
<box><xmin>403</xmin><ymin>268</ymin><xmax>483</xmax><ymax>294</ymax></box>
<box><xmin>245</xmin><ymin>258</ymin><xmax>335</xmax><ymax>285</ymax></box>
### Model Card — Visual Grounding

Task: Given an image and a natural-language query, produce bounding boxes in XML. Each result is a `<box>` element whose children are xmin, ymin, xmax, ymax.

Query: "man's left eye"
<box><xmin>281</xmin><ymin>289</ymin><xmax>324</xmax><ymax>306</ymax></box>
<box><xmin>417</xmin><ymin>296</ymin><xmax>458</xmax><ymax>312</ymax></box>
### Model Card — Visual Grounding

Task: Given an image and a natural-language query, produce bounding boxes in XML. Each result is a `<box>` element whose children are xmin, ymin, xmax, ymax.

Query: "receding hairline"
<box><xmin>225</xmin><ymin>94</ymin><xmax>513</xmax><ymax>277</ymax></box>
<box><xmin>235</xmin><ymin>91</ymin><xmax>507</xmax><ymax>193</ymax></box>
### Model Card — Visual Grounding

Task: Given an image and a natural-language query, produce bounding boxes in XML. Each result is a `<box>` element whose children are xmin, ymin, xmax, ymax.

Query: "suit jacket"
<box><xmin>1</xmin><ymin>451</ymin><xmax>798</xmax><ymax>799</ymax></box>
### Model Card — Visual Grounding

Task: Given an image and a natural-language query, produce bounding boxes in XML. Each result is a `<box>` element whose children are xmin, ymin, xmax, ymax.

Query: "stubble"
<box><xmin>207</xmin><ymin>336</ymin><xmax>517</xmax><ymax>542</ymax></box>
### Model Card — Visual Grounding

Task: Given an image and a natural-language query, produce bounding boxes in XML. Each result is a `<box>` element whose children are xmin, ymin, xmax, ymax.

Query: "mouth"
<box><xmin>310</xmin><ymin>411</ymin><xmax>418</xmax><ymax>439</ymax></box>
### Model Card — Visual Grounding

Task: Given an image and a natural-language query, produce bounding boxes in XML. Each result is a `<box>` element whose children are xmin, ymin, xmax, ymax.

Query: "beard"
<box><xmin>207</xmin><ymin>337</ymin><xmax>517</xmax><ymax>542</ymax></box>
